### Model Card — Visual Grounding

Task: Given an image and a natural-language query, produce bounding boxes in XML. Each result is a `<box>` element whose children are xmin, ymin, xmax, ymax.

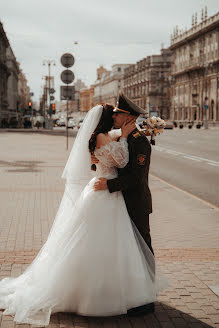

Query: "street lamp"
<box><xmin>43</xmin><ymin>60</ymin><xmax>55</xmax><ymax>121</ymax></box>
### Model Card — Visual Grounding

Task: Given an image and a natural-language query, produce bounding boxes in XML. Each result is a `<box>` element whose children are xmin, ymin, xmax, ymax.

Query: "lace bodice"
<box><xmin>94</xmin><ymin>137</ymin><xmax>129</xmax><ymax>179</ymax></box>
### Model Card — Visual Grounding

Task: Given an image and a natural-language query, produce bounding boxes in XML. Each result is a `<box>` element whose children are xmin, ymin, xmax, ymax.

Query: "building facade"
<box><xmin>93</xmin><ymin>64</ymin><xmax>131</xmax><ymax>106</ymax></box>
<box><xmin>170</xmin><ymin>10</ymin><xmax>219</xmax><ymax>124</ymax></box>
<box><xmin>0</xmin><ymin>22</ymin><xmax>10</xmax><ymax>125</ymax></box>
<box><xmin>123</xmin><ymin>49</ymin><xmax>172</xmax><ymax>118</ymax></box>
<box><xmin>6</xmin><ymin>46</ymin><xmax>19</xmax><ymax>119</ymax></box>
<box><xmin>80</xmin><ymin>85</ymin><xmax>94</xmax><ymax>112</ymax></box>
<box><xmin>18</xmin><ymin>67</ymin><xmax>30</xmax><ymax>114</ymax></box>
<box><xmin>71</xmin><ymin>79</ymin><xmax>87</xmax><ymax>113</ymax></box>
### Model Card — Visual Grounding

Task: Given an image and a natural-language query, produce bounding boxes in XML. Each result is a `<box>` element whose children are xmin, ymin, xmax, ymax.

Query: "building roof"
<box><xmin>170</xmin><ymin>11</ymin><xmax>219</xmax><ymax>49</ymax></box>
<box><xmin>0</xmin><ymin>21</ymin><xmax>9</xmax><ymax>46</ymax></box>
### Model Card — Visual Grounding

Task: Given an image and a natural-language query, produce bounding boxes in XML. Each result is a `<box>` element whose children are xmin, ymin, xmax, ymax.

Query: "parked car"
<box><xmin>77</xmin><ymin>119</ymin><xmax>84</xmax><ymax>129</ymax></box>
<box><xmin>53</xmin><ymin>119</ymin><xmax>59</xmax><ymax>127</ymax></box>
<box><xmin>57</xmin><ymin>118</ymin><xmax>66</xmax><ymax>127</ymax></box>
<box><xmin>164</xmin><ymin>120</ymin><xmax>174</xmax><ymax>129</ymax></box>
<box><xmin>67</xmin><ymin>118</ymin><xmax>77</xmax><ymax>129</ymax></box>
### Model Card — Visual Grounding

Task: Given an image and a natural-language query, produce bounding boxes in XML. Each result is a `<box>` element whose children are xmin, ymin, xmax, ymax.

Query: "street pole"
<box><xmin>43</xmin><ymin>60</ymin><xmax>55</xmax><ymax>127</ymax></box>
<box><xmin>31</xmin><ymin>103</ymin><xmax>33</xmax><ymax>129</ymax></box>
<box><xmin>60</xmin><ymin>53</ymin><xmax>75</xmax><ymax>151</ymax></box>
<box><xmin>66</xmin><ymin>84</ymin><xmax>69</xmax><ymax>150</ymax></box>
<box><xmin>204</xmin><ymin>101</ymin><xmax>208</xmax><ymax>129</ymax></box>
<box><xmin>48</xmin><ymin>63</ymin><xmax>51</xmax><ymax>118</ymax></box>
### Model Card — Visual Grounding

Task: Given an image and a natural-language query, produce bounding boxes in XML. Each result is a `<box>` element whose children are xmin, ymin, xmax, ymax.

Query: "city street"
<box><xmin>151</xmin><ymin>128</ymin><xmax>219</xmax><ymax>207</ymax></box>
<box><xmin>0</xmin><ymin>131</ymin><xmax>219</xmax><ymax>328</ymax></box>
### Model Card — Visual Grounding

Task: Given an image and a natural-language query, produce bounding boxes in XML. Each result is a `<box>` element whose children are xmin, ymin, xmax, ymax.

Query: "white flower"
<box><xmin>146</xmin><ymin>117</ymin><xmax>151</xmax><ymax>125</ymax></box>
<box><xmin>147</xmin><ymin>128</ymin><xmax>153</xmax><ymax>135</ymax></box>
<box><xmin>151</xmin><ymin>117</ymin><xmax>157</xmax><ymax>124</ymax></box>
<box><xmin>157</xmin><ymin>121</ymin><xmax>164</xmax><ymax>127</ymax></box>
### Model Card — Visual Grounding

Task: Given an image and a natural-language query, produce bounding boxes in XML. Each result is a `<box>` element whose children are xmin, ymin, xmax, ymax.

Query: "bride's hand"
<box><xmin>121</xmin><ymin>119</ymin><xmax>136</xmax><ymax>138</ymax></box>
<box><xmin>91</xmin><ymin>154</ymin><xmax>99</xmax><ymax>165</ymax></box>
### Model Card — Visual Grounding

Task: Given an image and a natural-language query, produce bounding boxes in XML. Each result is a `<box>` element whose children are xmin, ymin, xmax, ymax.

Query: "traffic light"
<box><xmin>28</xmin><ymin>101</ymin><xmax>32</xmax><ymax>110</ymax></box>
<box><xmin>52</xmin><ymin>103</ymin><xmax>56</xmax><ymax>114</ymax></box>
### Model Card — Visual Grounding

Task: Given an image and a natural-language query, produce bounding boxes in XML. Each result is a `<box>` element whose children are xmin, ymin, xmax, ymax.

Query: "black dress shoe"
<box><xmin>127</xmin><ymin>303</ymin><xmax>155</xmax><ymax>317</ymax></box>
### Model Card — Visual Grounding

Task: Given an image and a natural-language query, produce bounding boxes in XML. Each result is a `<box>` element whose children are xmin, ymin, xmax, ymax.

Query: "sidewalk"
<box><xmin>0</xmin><ymin>127</ymin><xmax>77</xmax><ymax>137</ymax></box>
<box><xmin>0</xmin><ymin>133</ymin><xmax>219</xmax><ymax>328</ymax></box>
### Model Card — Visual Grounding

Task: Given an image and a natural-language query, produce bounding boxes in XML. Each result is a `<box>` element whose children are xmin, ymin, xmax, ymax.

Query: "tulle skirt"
<box><xmin>0</xmin><ymin>177</ymin><xmax>168</xmax><ymax>326</ymax></box>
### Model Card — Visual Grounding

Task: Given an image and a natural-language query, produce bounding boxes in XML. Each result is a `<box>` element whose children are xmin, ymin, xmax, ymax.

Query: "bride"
<box><xmin>0</xmin><ymin>104</ymin><xmax>167</xmax><ymax>326</ymax></box>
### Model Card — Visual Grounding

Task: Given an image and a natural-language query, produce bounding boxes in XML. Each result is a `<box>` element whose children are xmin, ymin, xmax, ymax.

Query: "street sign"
<box><xmin>61</xmin><ymin>70</ymin><xmax>75</xmax><ymax>84</ymax></box>
<box><xmin>60</xmin><ymin>86</ymin><xmax>75</xmax><ymax>100</ymax></box>
<box><xmin>49</xmin><ymin>88</ymin><xmax>55</xmax><ymax>94</ymax></box>
<box><xmin>204</xmin><ymin>105</ymin><xmax>208</xmax><ymax>110</ymax></box>
<box><xmin>29</xmin><ymin>92</ymin><xmax>34</xmax><ymax>97</ymax></box>
<box><xmin>61</xmin><ymin>53</ymin><xmax>75</xmax><ymax>68</ymax></box>
<box><xmin>50</xmin><ymin>96</ymin><xmax>55</xmax><ymax>101</ymax></box>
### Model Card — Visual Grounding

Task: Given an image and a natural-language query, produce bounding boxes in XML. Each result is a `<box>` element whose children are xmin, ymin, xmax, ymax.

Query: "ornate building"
<box><xmin>18</xmin><ymin>66</ymin><xmax>30</xmax><ymax>114</ymax></box>
<box><xmin>6</xmin><ymin>46</ymin><xmax>19</xmax><ymax>118</ymax></box>
<box><xmin>170</xmin><ymin>9</ymin><xmax>219</xmax><ymax>124</ymax></box>
<box><xmin>0</xmin><ymin>21</ymin><xmax>10</xmax><ymax>125</ymax></box>
<box><xmin>0</xmin><ymin>22</ymin><xmax>29</xmax><ymax>127</ymax></box>
<box><xmin>80</xmin><ymin>85</ymin><xmax>94</xmax><ymax>112</ymax></box>
<box><xmin>93</xmin><ymin>64</ymin><xmax>131</xmax><ymax>106</ymax></box>
<box><xmin>123</xmin><ymin>49</ymin><xmax>172</xmax><ymax>118</ymax></box>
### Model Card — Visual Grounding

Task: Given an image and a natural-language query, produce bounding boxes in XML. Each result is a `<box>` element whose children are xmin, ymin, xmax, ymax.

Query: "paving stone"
<box><xmin>1</xmin><ymin>133</ymin><xmax>219</xmax><ymax>328</ymax></box>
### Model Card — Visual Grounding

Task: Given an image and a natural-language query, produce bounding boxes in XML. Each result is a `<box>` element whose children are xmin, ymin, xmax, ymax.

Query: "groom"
<box><xmin>94</xmin><ymin>92</ymin><xmax>155</xmax><ymax>316</ymax></box>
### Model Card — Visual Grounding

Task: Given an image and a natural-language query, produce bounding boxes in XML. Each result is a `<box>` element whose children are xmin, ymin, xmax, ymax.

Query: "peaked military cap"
<box><xmin>113</xmin><ymin>91</ymin><xmax>147</xmax><ymax>116</ymax></box>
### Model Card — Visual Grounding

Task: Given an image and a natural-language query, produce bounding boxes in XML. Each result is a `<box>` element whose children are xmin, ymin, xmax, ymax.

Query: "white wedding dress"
<box><xmin>0</xmin><ymin>108</ymin><xmax>168</xmax><ymax>326</ymax></box>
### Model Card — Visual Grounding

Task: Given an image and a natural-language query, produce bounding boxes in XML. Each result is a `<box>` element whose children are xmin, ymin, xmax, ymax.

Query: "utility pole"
<box><xmin>43</xmin><ymin>60</ymin><xmax>55</xmax><ymax>125</ymax></box>
<box><xmin>60</xmin><ymin>53</ymin><xmax>75</xmax><ymax>150</ymax></box>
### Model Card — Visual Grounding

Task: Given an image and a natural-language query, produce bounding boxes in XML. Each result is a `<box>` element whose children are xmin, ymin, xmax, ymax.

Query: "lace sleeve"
<box><xmin>95</xmin><ymin>137</ymin><xmax>129</xmax><ymax>168</ymax></box>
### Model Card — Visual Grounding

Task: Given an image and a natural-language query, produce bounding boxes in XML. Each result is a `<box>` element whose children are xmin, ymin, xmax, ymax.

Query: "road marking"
<box><xmin>183</xmin><ymin>156</ymin><xmax>201</xmax><ymax>162</ymax></box>
<box><xmin>154</xmin><ymin>146</ymin><xmax>219</xmax><ymax>167</ymax></box>
<box><xmin>150</xmin><ymin>174</ymin><xmax>219</xmax><ymax>211</ymax></box>
<box><xmin>208</xmin><ymin>162</ymin><xmax>219</xmax><ymax>167</ymax></box>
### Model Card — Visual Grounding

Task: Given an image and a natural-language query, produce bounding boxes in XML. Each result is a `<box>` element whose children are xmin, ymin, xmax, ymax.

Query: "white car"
<box><xmin>57</xmin><ymin>118</ymin><xmax>65</xmax><ymax>127</ymax></box>
<box><xmin>67</xmin><ymin>118</ymin><xmax>76</xmax><ymax>129</ymax></box>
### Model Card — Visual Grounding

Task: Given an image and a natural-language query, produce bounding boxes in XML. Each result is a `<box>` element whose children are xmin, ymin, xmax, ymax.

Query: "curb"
<box><xmin>0</xmin><ymin>128</ymin><xmax>77</xmax><ymax>137</ymax></box>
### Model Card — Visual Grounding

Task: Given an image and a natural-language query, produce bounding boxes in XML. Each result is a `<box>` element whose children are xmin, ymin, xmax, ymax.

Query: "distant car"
<box><xmin>53</xmin><ymin>119</ymin><xmax>59</xmax><ymax>127</ymax></box>
<box><xmin>77</xmin><ymin>119</ymin><xmax>84</xmax><ymax>129</ymax></box>
<box><xmin>67</xmin><ymin>118</ymin><xmax>76</xmax><ymax>129</ymax></box>
<box><xmin>57</xmin><ymin>118</ymin><xmax>66</xmax><ymax>127</ymax></box>
<box><xmin>164</xmin><ymin>120</ymin><xmax>174</xmax><ymax>129</ymax></box>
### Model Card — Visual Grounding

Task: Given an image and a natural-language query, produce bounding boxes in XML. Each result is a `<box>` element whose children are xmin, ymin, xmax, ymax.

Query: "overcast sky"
<box><xmin>0</xmin><ymin>0</ymin><xmax>218</xmax><ymax>102</ymax></box>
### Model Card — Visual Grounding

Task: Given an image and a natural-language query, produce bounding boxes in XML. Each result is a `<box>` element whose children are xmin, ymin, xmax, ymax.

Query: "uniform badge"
<box><xmin>137</xmin><ymin>154</ymin><xmax>146</xmax><ymax>165</ymax></box>
<box><xmin>132</xmin><ymin>131</ymin><xmax>140</xmax><ymax>138</ymax></box>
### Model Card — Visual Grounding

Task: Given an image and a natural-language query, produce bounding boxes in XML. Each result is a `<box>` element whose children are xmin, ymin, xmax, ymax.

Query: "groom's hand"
<box><xmin>94</xmin><ymin>178</ymin><xmax>107</xmax><ymax>191</ymax></box>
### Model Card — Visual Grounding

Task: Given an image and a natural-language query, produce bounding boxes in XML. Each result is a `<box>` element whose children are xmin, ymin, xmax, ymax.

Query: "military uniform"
<box><xmin>107</xmin><ymin>92</ymin><xmax>155</xmax><ymax>316</ymax></box>
<box><xmin>107</xmin><ymin>128</ymin><xmax>153</xmax><ymax>254</ymax></box>
<box><xmin>106</xmin><ymin>91</ymin><xmax>154</xmax><ymax>255</ymax></box>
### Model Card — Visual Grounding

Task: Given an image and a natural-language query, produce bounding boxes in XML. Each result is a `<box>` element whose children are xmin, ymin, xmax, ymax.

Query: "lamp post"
<box><xmin>43</xmin><ymin>60</ymin><xmax>55</xmax><ymax>120</ymax></box>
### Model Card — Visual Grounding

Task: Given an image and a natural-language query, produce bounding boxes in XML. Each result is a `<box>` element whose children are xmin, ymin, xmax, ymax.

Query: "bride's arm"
<box><xmin>108</xmin><ymin>129</ymin><xmax>122</xmax><ymax>141</ymax></box>
<box><xmin>108</xmin><ymin>138</ymin><xmax>129</xmax><ymax>168</ymax></box>
<box><xmin>96</xmin><ymin>133</ymin><xmax>110</xmax><ymax>148</ymax></box>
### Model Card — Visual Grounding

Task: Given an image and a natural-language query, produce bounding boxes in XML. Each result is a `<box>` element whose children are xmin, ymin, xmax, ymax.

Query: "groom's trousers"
<box><xmin>132</xmin><ymin>214</ymin><xmax>154</xmax><ymax>255</ymax></box>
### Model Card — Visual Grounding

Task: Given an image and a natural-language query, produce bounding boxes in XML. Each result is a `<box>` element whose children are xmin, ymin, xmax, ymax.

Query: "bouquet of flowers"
<box><xmin>140</xmin><ymin>116</ymin><xmax>166</xmax><ymax>145</ymax></box>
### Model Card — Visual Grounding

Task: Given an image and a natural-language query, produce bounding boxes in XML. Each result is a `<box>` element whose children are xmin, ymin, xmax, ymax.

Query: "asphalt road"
<box><xmin>150</xmin><ymin>127</ymin><xmax>219</xmax><ymax>208</ymax></box>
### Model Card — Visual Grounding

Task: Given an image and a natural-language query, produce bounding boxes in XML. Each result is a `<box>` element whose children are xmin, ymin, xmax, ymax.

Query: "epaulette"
<box><xmin>132</xmin><ymin>131</ymin><xmax>141</xmax><ymax>138</ymax></box>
